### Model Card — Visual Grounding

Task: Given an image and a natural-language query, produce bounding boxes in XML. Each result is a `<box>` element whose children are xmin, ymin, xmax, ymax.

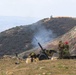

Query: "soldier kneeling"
<box><xmin>29</xmin><ymin>52</ymin><xmax>37</xmax><ymax>62</ymax></box>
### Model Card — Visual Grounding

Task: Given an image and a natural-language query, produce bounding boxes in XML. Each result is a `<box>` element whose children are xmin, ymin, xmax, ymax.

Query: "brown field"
<box><xmin>0</xmin><ymin>58</ymin><xmax>76</xmax><ymax>75</ymax></box>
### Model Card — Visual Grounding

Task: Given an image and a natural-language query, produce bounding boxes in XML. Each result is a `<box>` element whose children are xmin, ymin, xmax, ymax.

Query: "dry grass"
<box><xmin>0</xmin><ymin>58</ymin><xmax>76</xmax><ymax>75</ymax></box>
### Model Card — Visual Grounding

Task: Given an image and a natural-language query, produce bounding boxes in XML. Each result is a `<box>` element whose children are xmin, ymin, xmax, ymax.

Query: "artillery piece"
<box><xmin>29</xmin><ymin>36</ymin><xmax>57</xmax><ymax>60</ymax></box>
<box><xmin>36</xmin><ymin>42</ymin><xmax>57</xmax><ymax>60</ymax></box>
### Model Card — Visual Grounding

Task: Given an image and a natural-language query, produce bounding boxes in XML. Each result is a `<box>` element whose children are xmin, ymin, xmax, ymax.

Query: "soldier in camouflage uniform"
<box><xmin>29</xmin><ymin>52</ymin><xmax>36</xmax><ymax>62</ymax></box>
<box><xmin>63</xmin><ymin>41</ymin><xmax>70</xmax><ymax>58</ymax></box>
<box><xmin>58</xmin><ymin>41</ymin><xmax>64</xmax><ymax>59</ymax></box>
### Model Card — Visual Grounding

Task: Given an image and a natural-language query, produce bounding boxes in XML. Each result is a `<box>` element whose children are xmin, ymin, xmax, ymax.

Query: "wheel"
<box><xmin>39</xmin><ymin>53</ymin><xmax>48</xmax><ymax>60</ymax></box>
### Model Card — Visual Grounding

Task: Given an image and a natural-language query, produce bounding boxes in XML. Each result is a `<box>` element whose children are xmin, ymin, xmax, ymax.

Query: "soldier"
<box><xmin>29</xmin><ymin>52</ymin><xmax>36</xmax><ymax>62</ymax></box>
<box><xmin>63</xmin><ymin>41</ymin><xmax>70</xmax><ymax>58</ymax></box>
<box><xmin>58</xmin><ymin>41</ymin><xmax>64</xmax><ymax>59</ymax></box>
<box><xmin>15</xmin><ymin>52</ymin><xmax>20</xmax><ymax>64</ymax></box>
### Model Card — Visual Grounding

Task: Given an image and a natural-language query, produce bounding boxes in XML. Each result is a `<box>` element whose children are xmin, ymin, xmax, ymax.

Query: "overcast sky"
<box><xmin>0</xmin><ymin>0</ymin><xmax>76</xmax><ymax>32</ymax></box>
<box><xmin>0</xmin><ymin>0</ymin><xmax>76</xmax><ymax>18</ymax></box>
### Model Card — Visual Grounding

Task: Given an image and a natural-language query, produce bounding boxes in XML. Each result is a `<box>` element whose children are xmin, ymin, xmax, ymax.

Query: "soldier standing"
<box><xmin>63</xmin><ymin>41</ymin><xmax>70</xmax><ymax>58</ymax></box>
<box><xmin>15</xmin><ymin>52</ymin><xmax>20</xmax><ymax>64</ymax></box>
<box><xmin>58</xmin><ymin>41</ymin><xmax>64</xmax><ymax>59</ymax></box>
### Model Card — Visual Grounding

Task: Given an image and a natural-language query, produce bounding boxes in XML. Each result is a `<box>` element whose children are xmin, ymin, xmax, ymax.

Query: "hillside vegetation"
<box><xmin>0</xmin><ymin>17</ymin><xmax>76</xmax><ymax>57</ymax></box>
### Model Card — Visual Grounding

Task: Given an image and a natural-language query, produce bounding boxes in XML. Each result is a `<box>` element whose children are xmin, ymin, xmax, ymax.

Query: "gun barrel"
<box><xmin>38</xmin><ymin>42</ymin><xmax>44</xmax><ymax>50</ymax></box>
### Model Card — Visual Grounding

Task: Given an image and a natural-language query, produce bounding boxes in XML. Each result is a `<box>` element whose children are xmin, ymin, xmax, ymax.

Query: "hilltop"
<box><xmin>0</xmin><ymin>17</ymin><xmax>76</xmax><ymax>57</ymax></box>
<box><xmin>0</xmin><ymin>16</ymin><xmax>39</xmax><ymax>32</ymax></box>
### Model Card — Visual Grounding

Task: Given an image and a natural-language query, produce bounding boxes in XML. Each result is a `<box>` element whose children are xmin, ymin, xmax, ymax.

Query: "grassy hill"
<box><xmin>0</xmin><ymin>17</ymin><xmax>76</xmax><ymax>57</ymax></box>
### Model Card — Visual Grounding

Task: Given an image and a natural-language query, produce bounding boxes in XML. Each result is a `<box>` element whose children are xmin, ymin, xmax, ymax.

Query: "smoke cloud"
<box><xmin>32</xmin><ymin>25</ymin><xmax>56</xmax><ymax>47</ymax></box>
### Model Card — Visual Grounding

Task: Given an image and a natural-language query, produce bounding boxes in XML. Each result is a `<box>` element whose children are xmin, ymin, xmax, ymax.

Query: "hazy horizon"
<box><xmin>0</xmin><ymin>16</ymin><xmax>40</xmax><ymax>32</ymax></box>
<box><xmin>0</xmin><ymin>0</ymin><xmax>76</xmax><ymax>32</ymax></box>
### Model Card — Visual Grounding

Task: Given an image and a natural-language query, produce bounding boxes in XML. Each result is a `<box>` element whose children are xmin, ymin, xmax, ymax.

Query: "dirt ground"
<box><xmin>0</xmin><ymin>58</ymin><xmax>76</xmax><ymax>75</ymax></box>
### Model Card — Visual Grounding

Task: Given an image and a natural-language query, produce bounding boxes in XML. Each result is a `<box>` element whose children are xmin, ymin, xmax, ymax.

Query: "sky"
<box><xmin>0</xmin><ymin>0</ymin><xmax>76</xmax><ymax>32</ymax></box>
